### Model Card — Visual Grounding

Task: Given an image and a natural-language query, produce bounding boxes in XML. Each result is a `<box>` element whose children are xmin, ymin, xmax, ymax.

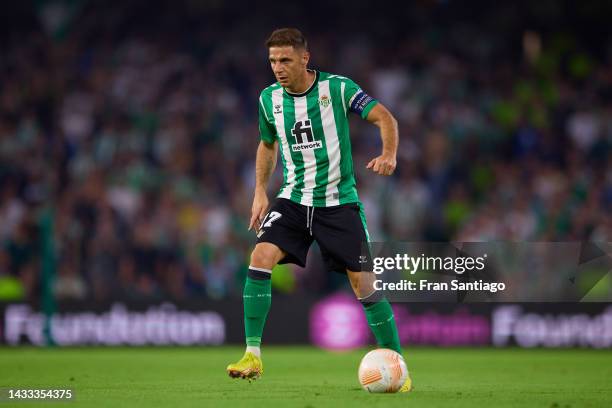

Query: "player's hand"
<box><xmin>366</xmin><ymin>154</ymin><xmax>396</xmax><ymax>176</ymax></box>
<box><xmin>249</xmin><ymin>189</ymin><xmax>269</xmax><ymax>231</ymax></box>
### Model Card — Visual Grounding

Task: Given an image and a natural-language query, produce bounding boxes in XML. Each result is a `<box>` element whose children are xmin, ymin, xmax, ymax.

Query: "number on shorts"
<box><xmin>262</xmin><ymin>211</ymin><xmax>282</xmax><ymax>228</ymax></box>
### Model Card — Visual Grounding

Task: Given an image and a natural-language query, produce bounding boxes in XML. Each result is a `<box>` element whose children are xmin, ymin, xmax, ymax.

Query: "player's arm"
<box><xmin>365</xmin><ymin>103</ymin><xmax>398</xmax><ymax>176</ymax></box>
<box><xmin>249</xmin><ymin>140</ymin><xmax>278</xmax><ymax>231</ymax></box>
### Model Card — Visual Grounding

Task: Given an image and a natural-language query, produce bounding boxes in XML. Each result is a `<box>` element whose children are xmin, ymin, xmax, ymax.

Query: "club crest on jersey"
<box><xmin>274</xmin><ymin>104</ymin><xmax>282</xmax><ymax>114</ymax></box>
<box><xmin>319</xmin><ymin>95</ymin><xmax>331</xmax><ymax>108</ymax></box>
<box><xmin>291</xmin><ymin>120</ymin><xmax>322</xmax><ymax>152</ymax></box>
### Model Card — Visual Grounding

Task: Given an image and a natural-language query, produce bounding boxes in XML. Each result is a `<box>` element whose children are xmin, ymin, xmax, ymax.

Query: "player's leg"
<box><xmin>312</xmin><ymin>202</ymin><xmax>402</xmax><ymax>353</ymax></box>
<box><xmin>346</xmin><ymin>270</ymin><xmax>412</xmax><ymax>391</ymax></box>
<box><xmin>346</xmin><ymin>269</ymin><xmax>401</xmax><ymax>354</ymax></box>
<box><xmin>228</xmin><ymin>198</ymin><xmax>312</xmax><ymax>380</ymax></box>
<box><xmin>244</xmin><ymin>242</ymin><xmax>286</xmax><ymax>356</ymax></box>
<box><xmin>227</xmin><ymin>242</ymin><xmax>285</xmax><ymax>380</ymax></box>
<box><xmin>313</xmin><ymin>203</ymin><xmax>412</xmax><ymax>391</ymax></box>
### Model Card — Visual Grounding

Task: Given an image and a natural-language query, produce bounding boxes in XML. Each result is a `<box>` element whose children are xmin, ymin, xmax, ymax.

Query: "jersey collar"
<box><xmin>284</xmin><ymin>70</ymin><xmax>319</xmax><ymax>97</ymax></box>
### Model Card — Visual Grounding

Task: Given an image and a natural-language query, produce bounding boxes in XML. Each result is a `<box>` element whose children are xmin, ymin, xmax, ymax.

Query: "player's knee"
<box><xmin>250</xmin><ymin>244</ymin><xmax>282</xmax><ymax>270</ymax></box>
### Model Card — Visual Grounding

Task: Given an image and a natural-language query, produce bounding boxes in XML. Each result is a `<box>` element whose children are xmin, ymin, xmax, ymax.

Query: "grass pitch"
<box><xmin>1</xmin><ymin>346</ymin><xmax>611</xmax><ymax>407</ymax></box>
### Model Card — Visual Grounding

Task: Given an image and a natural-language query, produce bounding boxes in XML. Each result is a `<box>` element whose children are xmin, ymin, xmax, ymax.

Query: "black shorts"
<box><xmin>256</xmin><ymin>198</ymin><xmax>370</xmax><ymax>273</ymax></box>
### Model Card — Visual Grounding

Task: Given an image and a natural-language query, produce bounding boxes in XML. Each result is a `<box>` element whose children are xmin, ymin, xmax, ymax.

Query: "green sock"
<box><xmin>362</xmin><ymin>299</ymin><xmax>401</xmax><ymax>353</ymax></box>
<box><xmin>243</xmin><ymin>269</ymin><xmax>272</xmax><ymax>347</ymax></box>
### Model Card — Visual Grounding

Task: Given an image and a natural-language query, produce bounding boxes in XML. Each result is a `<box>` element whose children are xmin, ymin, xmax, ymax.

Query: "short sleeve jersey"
<box><xmin>258</xmin><ymin>70</ymin><xmax>378</xmax><ymax>207</ymax></box>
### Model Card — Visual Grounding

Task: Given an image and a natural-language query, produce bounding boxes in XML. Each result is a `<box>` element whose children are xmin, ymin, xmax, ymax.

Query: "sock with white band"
<box><xmin>359</xmin><ymin>291</ymin><xmax>402</xmax><ymax>354</ymax></box>
<box><xmin>243</xmin><ymin>266</ymin><xmax>272</xmax><ymax>354</ymax></box>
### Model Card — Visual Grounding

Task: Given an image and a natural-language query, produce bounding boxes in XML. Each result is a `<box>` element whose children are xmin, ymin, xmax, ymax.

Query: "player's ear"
<box><xmin>302</xmin><ymin>50</ymin><xmax>310</xmax><ymax>67</ymax></box>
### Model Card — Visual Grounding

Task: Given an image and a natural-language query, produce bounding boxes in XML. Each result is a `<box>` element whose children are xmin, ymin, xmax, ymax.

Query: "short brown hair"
<box><xmin>265</xmin><ymin>28</ymin><xmax>308</xmax><ymax>50</ymax></box>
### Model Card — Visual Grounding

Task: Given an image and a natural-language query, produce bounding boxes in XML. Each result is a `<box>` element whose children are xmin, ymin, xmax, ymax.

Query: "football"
<box><xmin>358</xmin><ymin>348</ymin><xmax>409</xmax><ymax>393</ymax></box>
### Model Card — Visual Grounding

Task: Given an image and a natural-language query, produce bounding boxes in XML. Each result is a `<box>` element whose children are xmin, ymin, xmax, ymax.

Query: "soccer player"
<box><xmin>227</xmin><ymin>28</ymin><xmax>411</xmax><ymax>392</ymax></box>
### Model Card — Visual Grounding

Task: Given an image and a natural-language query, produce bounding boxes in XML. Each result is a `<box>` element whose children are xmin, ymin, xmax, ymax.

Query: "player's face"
<box><xmin>268</xmin><ymin>46</ymin><xmax>309</xmax><ymax>89</ymax></box>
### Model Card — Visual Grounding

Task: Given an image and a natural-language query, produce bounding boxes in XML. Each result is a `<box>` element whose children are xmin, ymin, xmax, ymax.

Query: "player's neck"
<box><xmin>286</xmin><ymin>69</ymin><xmax>316</xmax><ymax>94</ymax></box>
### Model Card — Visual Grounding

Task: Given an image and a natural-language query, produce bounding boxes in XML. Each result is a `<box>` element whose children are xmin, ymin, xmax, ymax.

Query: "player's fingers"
<box><xmin>248</xmin><ymin>213</ymin><xmax>257</xmax><ymax>231</ymax></box>
<box><xmin>257</xmin><ymin>208</ymin><xmax>270</xmax><ymax>231</ymax></box>
<box><xmin>249</xmin><ymin>206</ymin><xmax>263</xmax><ymax>231</ymax></box>
<box><xmin>382</xmin><ymin>160</ymin><xmax>394</xmax><ymax>175</ymax></box>
<box><xmin>258</xmin><ymin>209</ymin><xmax>267</xmax><ymax>225</ymax></box>
<box><xmin>366</xmin><ymin>159</ymin><xmax>375</xmax><ymax>169</ymax></box>
<box><xmin>373</xmin><ymin>160</ymin><xmax>380</xmax><ymax>173</ymax></box>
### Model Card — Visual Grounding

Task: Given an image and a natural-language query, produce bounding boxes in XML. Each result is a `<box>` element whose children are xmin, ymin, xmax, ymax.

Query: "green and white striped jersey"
<box><xmin>258</xmin><ymin>70</ymin><xmax>378</xmax><ymax>207</ymax></box>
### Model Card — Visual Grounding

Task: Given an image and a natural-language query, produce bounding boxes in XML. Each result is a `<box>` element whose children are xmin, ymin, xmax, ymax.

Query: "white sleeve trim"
<box><xmin>347</xmin><ymin>88</ymin><xmax>362</xmax><ymax>108</ymax></box>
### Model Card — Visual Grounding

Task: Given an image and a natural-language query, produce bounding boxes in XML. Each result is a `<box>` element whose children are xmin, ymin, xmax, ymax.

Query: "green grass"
<box><xmin>1</xmin><ymin>346</ymin><xmax>611</xmax><ymax>407</ymax></box>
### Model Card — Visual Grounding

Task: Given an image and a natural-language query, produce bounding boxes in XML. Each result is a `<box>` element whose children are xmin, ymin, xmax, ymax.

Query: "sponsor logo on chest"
<box><xmin>291</xmin><ymin>120</ymin><xmax>322</xmax><ymax>152</ymax></box>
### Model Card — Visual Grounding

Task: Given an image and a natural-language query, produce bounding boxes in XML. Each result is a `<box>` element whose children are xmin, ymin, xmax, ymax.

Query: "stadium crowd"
<box><xmin>0</xmin><ymin>2</ymin><xmax>610</xmax><ymax>302</ymax></box>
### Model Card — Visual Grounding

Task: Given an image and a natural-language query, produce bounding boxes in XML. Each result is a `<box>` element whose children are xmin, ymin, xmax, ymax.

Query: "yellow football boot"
<box><xmin>399</xmin><ymin>373</ymin><xmax>413</xmax><ymax>392</ymax></box>
<box><xmin>226</xmin><ymin>352</ymin><xmax>263</xmax><ymax>380</ymax></box>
